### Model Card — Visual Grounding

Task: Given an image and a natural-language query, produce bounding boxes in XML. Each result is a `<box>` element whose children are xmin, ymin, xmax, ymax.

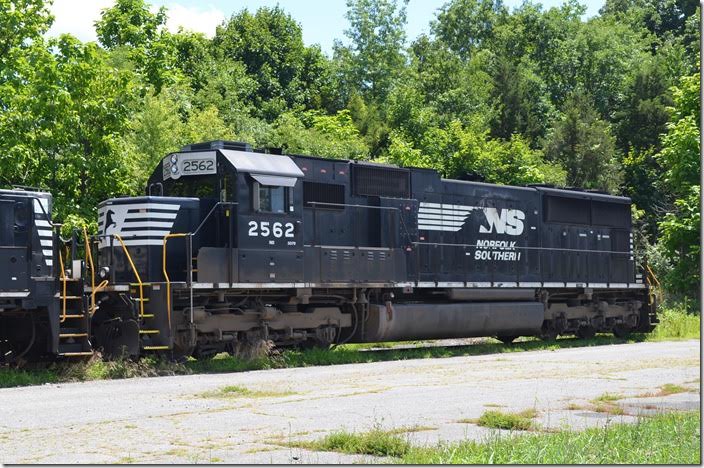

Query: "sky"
<box><xmin>47</xmin><ymin>0</ymin><xmax>606</xmax><ymax>55</ymax></box>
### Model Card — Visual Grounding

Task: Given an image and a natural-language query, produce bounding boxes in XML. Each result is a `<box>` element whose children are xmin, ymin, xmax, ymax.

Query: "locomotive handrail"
<box><xmin>113</xmin><ymin>234</ymin><xmax>146</xmax><ymax>318</ymax></box>
<box><xmin>306</xmin><ymin>201</ymin><xmax>401</xmax><ymax>211</ymax></box>
<box><xmin>82</xmin><ymin>227</ymin><xmax>98</xmax><ymax>315</ymax></box>
<box><xmin>191</xmin><ymin>201</ymin><xmax>238</xmax><ymax>237</ymax></box>
<box><xmin>162</xmin><ymin>233</ymin><xmax>188</xmax><ymax>329</ymax></box>
<box><xmin>58</xmin><ymin>249</ymin><xmax>68</xmax><ymax>323</ymax></box>
<box><xmin>307</xmin><ymin>201</ymin><xmax>416</xmax><ymax>250</ymax></box>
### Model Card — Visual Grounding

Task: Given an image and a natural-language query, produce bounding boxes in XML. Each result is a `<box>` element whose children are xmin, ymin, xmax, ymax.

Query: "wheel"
<box><xmin>612</xmin><ymin>325</ymin><xmax>632</xmax><ymax>339</ymax></box>
<box><xmin>496</xmin><ymin>335</ymin><xmax>518</xmax><ymax>345</ymax></box>
<box><xmin>576</xmin><ymin>326</ymin><xmax>596</xmax><ymax>340</ymax></box>
<box><xmin>539</xmin><ymin>328</ymin><xmax>558</xmax><ymax>342</ymax></box>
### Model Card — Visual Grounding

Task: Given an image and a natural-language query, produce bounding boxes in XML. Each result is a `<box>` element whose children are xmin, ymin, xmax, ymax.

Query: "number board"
<box><xmin>163</xmin><ymin>151</ymin><xmax>217</xmax><ymax>180</ymax></box>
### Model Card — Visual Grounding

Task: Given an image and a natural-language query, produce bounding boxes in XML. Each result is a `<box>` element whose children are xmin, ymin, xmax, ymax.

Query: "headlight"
<box><xmin>170</xmin><ymin>154</ymin><xmax>178</xmax><ymax>164</ymax></box>
<box><xmin>171</xmin><ymin>165</ymin><xmax>178</xmax><ymax>174</ymax></box>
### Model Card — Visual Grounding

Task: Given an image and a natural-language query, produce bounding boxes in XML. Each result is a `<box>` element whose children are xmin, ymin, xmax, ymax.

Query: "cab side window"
<box><xmin>259</xmin><ymin>185</ymin><xmax>285</xmax><ymax>213</ymax></box>
<box><xmin>253</xmin><ymin>182</ymin><xmax>290</xmax><ymax>213</ymax></box>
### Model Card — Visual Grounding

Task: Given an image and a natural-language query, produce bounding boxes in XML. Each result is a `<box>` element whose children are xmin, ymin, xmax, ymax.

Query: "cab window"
<box><xmin>259</xmin><ymin>185</ymin><xmax>285</xmax><ymax>213</ymax></box>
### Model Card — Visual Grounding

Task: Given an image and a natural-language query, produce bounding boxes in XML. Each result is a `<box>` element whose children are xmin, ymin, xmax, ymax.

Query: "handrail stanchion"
<box><xmin>162</xmin><ymin>233</ymin><xmax>188</xmax><ymax>329</ymax></box>
<box><xmin>83</xmin><ymin>227</ymin><xmax>97</xmax><ymax>315</ymax></box>
<box><xmin>113</xmin><ymin>234</ymin><xmax>145</xmax><ymax>318</ymax></box>
<box><xmin>58</xmin><ymin>250</ymin><xmax>67</xmax><ymax>323</ymax></box>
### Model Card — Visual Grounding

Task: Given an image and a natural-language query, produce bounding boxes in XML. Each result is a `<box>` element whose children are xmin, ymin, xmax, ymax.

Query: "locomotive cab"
<box><xmin>145</xmin><ymin>140</ymin><xmax>306</xmax><ymax>285</ymax></box>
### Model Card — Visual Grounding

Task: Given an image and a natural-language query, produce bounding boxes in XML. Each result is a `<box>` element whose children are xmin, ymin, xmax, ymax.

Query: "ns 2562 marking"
<box><xmin>248</xmin><ymin>221</ymin><xmax>294</xmax><ymax>238</ymax></box>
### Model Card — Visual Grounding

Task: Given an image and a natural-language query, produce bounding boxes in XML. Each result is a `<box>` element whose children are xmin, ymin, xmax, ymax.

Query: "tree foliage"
<box><xmin>0</xmin><ymin>0</ymin><xmax>699</xmax><ymax>301</ymax></box>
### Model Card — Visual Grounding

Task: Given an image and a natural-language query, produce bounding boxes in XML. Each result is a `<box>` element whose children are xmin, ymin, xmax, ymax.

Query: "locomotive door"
<box><xmin>236</xmin><ymin>175</ymin><xmax>304</xmax><ymax>283</ymax></box>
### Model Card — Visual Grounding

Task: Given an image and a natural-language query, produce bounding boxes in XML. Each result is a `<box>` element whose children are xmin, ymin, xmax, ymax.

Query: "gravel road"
<box><xmin>0</xmin><ymin>340</ymin><xmax>699</xmax><ymax>464</ymax></box>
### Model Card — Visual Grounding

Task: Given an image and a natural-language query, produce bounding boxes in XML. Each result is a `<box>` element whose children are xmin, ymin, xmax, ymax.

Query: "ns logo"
<box><xmin>479</xmin><ymin>208</ymin><xmax>525</xmax><ymax>236</ymax></box>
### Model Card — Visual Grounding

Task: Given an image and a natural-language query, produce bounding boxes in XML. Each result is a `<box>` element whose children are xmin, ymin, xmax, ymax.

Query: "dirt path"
<box><xmin>0</xmin><ymin>340</ymin><xmax>699</xmax><ymax>463</ymax></box>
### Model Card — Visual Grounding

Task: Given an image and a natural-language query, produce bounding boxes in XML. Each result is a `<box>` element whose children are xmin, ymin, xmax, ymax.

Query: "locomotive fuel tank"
<box><xmin>355</xmin><ymin>301</ymin><xmax>545</xmax><ymax>342</ymax></box>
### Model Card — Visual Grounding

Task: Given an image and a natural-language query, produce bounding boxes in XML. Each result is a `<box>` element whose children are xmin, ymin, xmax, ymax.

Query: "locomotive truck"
<box><xmin>0</xmin><ymin>140</ymin><xmax>658</xmax><ymax>362</ymax></box>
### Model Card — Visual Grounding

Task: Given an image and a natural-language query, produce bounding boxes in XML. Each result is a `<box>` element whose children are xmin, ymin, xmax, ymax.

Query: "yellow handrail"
<box><xmin>645</xmin><ymin>264</ymin><xmax>661</xmax><ymax>305</ymax></box>
<box><xmin>89</xmin><ymin>279</ymin><xmax>109</xmax><ymax>316</ymax></box>
<box><xmin>113</xmin><ymin>234</ymin><xmax>145</xmax><ymax>317</ymax></box>
<box><xmin>82</xmin><ymin>227</ymin><xmax>97</xmax><ymax>314</ymax></box>
<box><xmin>162</xmin><ymin>233</ymin><xmax>188</xmax><ymax>329</ymax></box>
<box><xmin>58</xmin><ymin>249</ymin><xmax>68</xmax><ymax>323</ymax></box>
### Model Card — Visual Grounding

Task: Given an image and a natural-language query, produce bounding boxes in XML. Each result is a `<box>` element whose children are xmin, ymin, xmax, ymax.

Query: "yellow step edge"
<box><xmin>139</xmin><ymin>330</ymin><xmax>160</xmax><ymax>335</ymax></box>
<box><xmin>142</xmin><ymin>346</ymin><xmax>170</xmax><ymax>351</ymax></box>
<box><xmin>60</xmin><ymin>333</ymin><xmax>88</xmax><ymax>338</ymax></box>
<box><xmin>59</xmin><ymin>352</ymin><xmax>94</xmax><ymax>357</ymax></box>
<box><xmin>62</xmin><ymin>314</ymin><xmax>85</xmax><ymax>319</ymax></box>
<box><xmin>131</xmin><ymin>283</ymin><xmax>152</xmax><ymax>286</ymax></box>
<box><xmin>141</xmin><ymin>314</ymin><xmax>155</xmax><ymax>318</ymax></box>
<box><xmin>59</xmin><ymin>296</ymin><xmax>82</xmax><ymax>300</ymax></box>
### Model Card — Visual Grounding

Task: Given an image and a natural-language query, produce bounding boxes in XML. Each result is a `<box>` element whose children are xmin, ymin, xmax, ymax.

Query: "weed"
<box><xmin>199</xmin><ymin>384</ymin><xmax>296</xmax><ymax>399</ymax></box>
<box><xmin>592</xmin><ymin>402</ymin><xmax>625</xmax><ymax>415</ymax></box>
<box><xmin>385</xmin><ymin>425</ymin><xmax>437</xmax><ymax>435</ymax></box>
<box><xmin>288</xmin><ymin>428</ymin><xmax>411</xmax><ymax>458</ymax></box>
<box><xmin>648</xmin><ymin>306</ymin><xmax>700</xmax><ymax>341</ymax></box>
<box><xmin>591</xmin><ymin>393</ymin><xmax>624</xmax><ymax>403</ymax></box>
<box><xmin>658</xmin><ymin>383</ymin><xmax>689</xmax><ymax>395</ymax></box>
<box><xmin>476</xmin><ymin>409</ymin><xmax>537</xmax><ymax>431</ymax></box>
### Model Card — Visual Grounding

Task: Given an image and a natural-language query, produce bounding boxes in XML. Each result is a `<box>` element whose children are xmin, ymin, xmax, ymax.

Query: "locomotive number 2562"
<box><xmin>248</xmin><ymin>221</ymin><xmax>295</xmax><ymax>238</ymax></box>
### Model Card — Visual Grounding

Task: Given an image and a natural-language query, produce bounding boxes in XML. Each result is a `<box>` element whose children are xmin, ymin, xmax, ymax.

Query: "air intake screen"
<box><xmin>352</xmin><ymin>165</ymin><xmax>410</xmax><ymax>198</ymax></box>
<box><xmin>303</xmin><ymin>182</ymin><xmax>345</xmax><ymax>209</ymax></box>
<box><xmin>591</xmin><ymin>201</ymin><xmax>630</xmax><ymax>228</ymax></box>
<box><xmin>544</xmin><ymin>196</ymin><xmax>590</xmax><ymax>224</ymax></box>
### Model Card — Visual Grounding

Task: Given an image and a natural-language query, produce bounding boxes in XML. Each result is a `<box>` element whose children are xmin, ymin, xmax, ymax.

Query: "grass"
<box><xmin>591</xmin><ymin>392</ymin><xmax>624</xmax><ymax>403</ymax></box>
<box><xmin>198</xmin><ymin>384</ymin><xmax>296</xmax><ymax>399</ymax></box>
<box><xmin>657</xmin><ymin>383</ymin><xmax>689</xmax><ymax>395</ymax></box>
<box><xmin>400</xmin><ymin>411</ymin><xmax>700</xmax><ymax>464</ymax></box>
<box><xmin>283</xmin><ymin>427</ymin><xmax>411</xmax><ymax>458</ymax></box>
<box><xmin>579</xmin><ymin>393</ymin><xmax>626</xmax><ymax>415</ymax></box>
<box><xmin>476</xmin><ymin>409</ymin><xmax>538</xmax><ymax>431</ymax></box>
<box><xmin>637</xmin><ymin>383</ymin><xmax>694</xmax><ymax>398</ymax></box>
<box><xmin>648</xmin><ymin>305</ymin><xmax>700</xmax><ymax>341</ymax></box>
<box><xmin>0</xmin><ymin>305</ymin><xmax>698</xmax><ymax>389</ymax></box>
<box><xmin>276</xmin><ymin>412</ymin><xmax>700</xmax><ymax>463</ymax></box>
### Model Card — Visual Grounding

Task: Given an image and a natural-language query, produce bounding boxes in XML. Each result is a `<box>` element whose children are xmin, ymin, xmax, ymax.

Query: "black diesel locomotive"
<box><xmin>0</xmin><ymin>140</ymin><xmax>657</xmax><ymax>361</ymax></box>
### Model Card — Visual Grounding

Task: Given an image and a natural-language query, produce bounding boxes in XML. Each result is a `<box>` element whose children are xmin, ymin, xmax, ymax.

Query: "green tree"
<box><xmin>334</xmin><ymin>0</ymin><xmax>409</xmax><ymax>102</ymax></box>
<box><xmin>0</xmin><ymin>0</ymin><xmax>52</xmax><ymax>68</ymax></box>
<box><xmin>95</xmin><ymin>0</ymin><xmax>166</xmax><ymax>49</ymax></box>
<box><xmin>212</xmin><ymin>6</ymin><xmax>323</xmax><ymax>119</ymax></box>
<box><xmin>543</xmin><ymin>91</ymin><xmax>622</xmax><ymax>193</ymax></box>
<box><xmin>488</xmin><ymin>54</ymin><xmax>554</xmax><ymax>145</ymax></box>
<box><xmin>264</xmin><ymin>110</ymin><xmax>369</xmax><ymax>159</ymax></box>
<box><xmin>433</xmin><ymin>0</ymin><xmax>507</xmax><ymax>60</ymax></box>
<box><xmin>95</xmin><ymin>0</ymin><xmax>178</xmax><ymax>91</ymax></box>
<box><xmin>0</xmin><ymin>35</ymin><xmax>136</xmax><ymax>220</ymax></box>
<box><xmin>387</xmin><ymin>119</ymin><xmax>565</xmax><ymax>185</ymax></box>
<box><xmin>653</xmin><ymin>72</ymin><xmax>700</xmax><ymax>300</ymax></box>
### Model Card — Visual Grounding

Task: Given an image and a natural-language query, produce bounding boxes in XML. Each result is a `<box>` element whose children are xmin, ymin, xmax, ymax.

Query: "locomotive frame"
<box><xmin>0</xmin><ymin>140</ymin><xmax>658</xmax><ymax>362</ymax></box>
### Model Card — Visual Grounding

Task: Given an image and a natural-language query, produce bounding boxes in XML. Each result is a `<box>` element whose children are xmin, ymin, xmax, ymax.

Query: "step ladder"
<box><xmin>129</xmin><ymin>283</ymin><xmax>170</xmax><ymax>353</ymax></box>
<box><xmin>57</xmin><ymin>252</ymin><xmax>92</xmax><ymax>358</ymax></box>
